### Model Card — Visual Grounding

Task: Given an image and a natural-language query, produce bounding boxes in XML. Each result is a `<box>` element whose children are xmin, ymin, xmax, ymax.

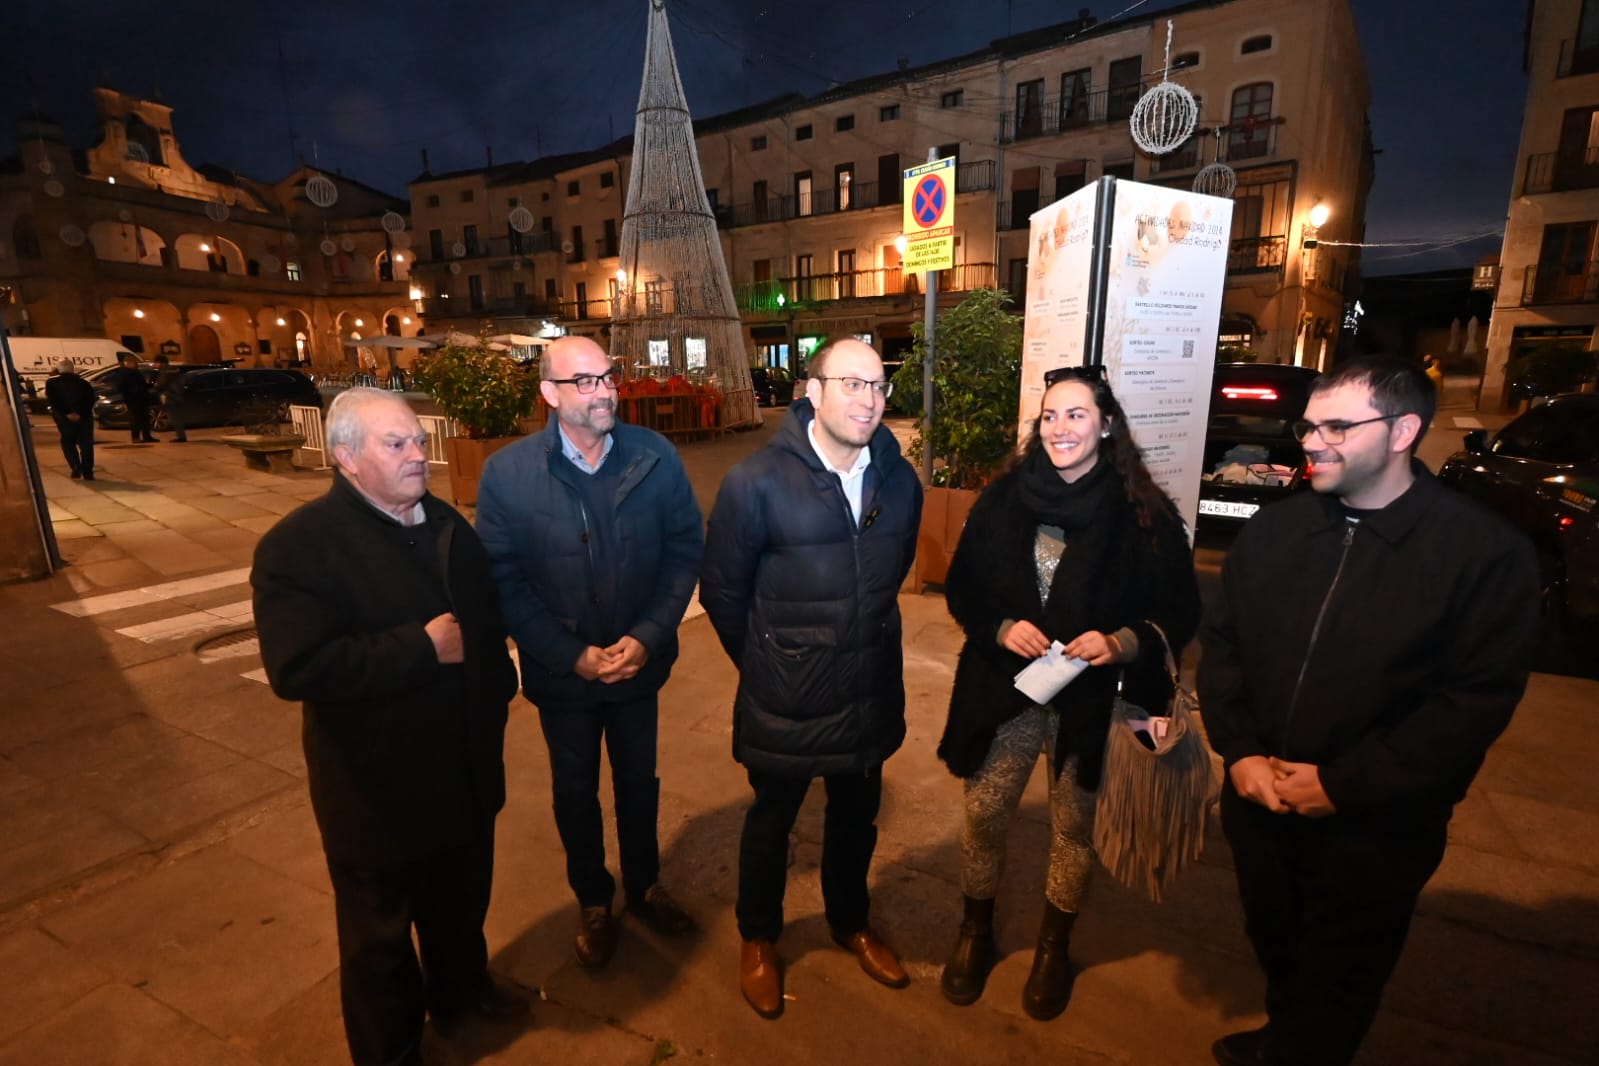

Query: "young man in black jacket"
<box><xmin>701</xmin><ymin>338</ymin><xmax>923</xmax><ymax>1018</ymax></box>
<box><xmin>1198</xmin><ymin>357</ymin><xmax>1539</xmax><ymax>1066</ymax></box>
<box><xmin>111</xmin><ymin>352</ymin><xmax>156</xmax><ymax>443</ymax></box>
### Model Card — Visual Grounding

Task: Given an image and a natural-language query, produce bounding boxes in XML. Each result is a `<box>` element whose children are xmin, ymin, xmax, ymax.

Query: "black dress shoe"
<box><xmin>70</xmin><ymin>469</ymin><xmax>82</xmax><ymax>479</ymax></box>
<box><xmin>431</xmin><ymin>977</ymin><xmax>532</xmax><ymax>1036</ymax></box>
<box><xmin>1212</xmin><ymin>1025</ymin><xmax>1272</xmax><ymax>1065</ymax></box>
<box><xmin>628</xmin><ymin>882</ymin><xmax>695</xmax><ymax>936</ymax></box>
<box><xmin>575</xmin><ymin>905</ymin><xmax>616</xmax><ymax>968</ymax></box>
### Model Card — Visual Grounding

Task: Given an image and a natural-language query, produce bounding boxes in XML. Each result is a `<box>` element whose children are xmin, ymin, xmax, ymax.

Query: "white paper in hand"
<box><xmin>1013</xmin><ymin>641</ymin><xmax>1090</xmax><ymax>705</ymax></box>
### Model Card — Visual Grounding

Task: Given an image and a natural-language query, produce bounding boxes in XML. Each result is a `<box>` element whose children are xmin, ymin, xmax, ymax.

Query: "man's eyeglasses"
<box><xmin>1290</xmin><ymin>414</ymin><xmax>1401</xmax><ymax>445</ymax></box>
<box><xmin>545</xmin><ymin>369</ymin><xmax>618</xmax><ymax>394</ymax></box>
<box><xmin>814</xmin><ymin>376</ymin><xmax>893</xmax><ymax>399</ymax></box>
<box><xmin>1043</xmin><ymin>364</ymin><xmax>1108</xmax><ymax>387</ymax></box>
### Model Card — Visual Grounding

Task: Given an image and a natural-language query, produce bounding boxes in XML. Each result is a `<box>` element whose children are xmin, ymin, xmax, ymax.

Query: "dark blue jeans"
<box><xmin>737</xmin><ymin>765</ymin><xmax>882</xmax><ymax>942</ymax></box>
<box><xmin>537</xmin><ymin>694</ymin><xmax>661</xmax><ymax>908</ymax></box>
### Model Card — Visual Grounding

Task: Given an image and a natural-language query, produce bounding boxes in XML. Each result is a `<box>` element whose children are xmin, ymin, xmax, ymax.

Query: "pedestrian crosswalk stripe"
<box><xmin>115</xmin><ymin>599</ymin><xmax>254</xmax><ymax>643</ymax></box>
<box><xmin>51</xmin><ymin>567</ymin><xmax>252</xmax><ymax>617</ymax></box>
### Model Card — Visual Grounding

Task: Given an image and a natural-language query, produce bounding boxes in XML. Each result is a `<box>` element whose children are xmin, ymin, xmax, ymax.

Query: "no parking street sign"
<box><xmin>902</xmin><ymin>157</ymin><xmax>956</xmax><ymax>273</ymax></box>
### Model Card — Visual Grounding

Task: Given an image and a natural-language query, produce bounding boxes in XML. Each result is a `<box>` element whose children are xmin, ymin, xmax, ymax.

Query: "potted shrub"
<box><xmin>891</xmin><ymin>287</ymin><xmax>1023</xmax><ymax>585</ymax></box>
<box><xmin>411</xmin><ymin>335</ymin><xmax>542</xmax><ymax>506</ymax></box>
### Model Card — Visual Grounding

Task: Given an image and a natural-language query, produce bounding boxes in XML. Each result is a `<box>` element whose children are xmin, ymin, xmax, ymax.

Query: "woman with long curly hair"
<box><xmin>936</xmin><ymin>365</ymin><xmax>1201</xmax><ymax>1020</ymax></box>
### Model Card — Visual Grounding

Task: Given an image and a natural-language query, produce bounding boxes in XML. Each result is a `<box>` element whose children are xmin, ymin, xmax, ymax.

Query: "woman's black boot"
<box><xmin>940</xmin><ymin>895</ymin><xmax>997</xmax><ymax>1005</ymax></box>
<box><xmin>1021</xmin><ymin>903</ymin><xmax>1077</xmax><ymax>1020</ymax></box>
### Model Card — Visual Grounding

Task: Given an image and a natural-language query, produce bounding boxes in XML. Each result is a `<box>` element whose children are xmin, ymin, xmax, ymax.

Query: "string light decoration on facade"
<box><xmin>1129</xmin><ymin>20</ymin><xmax>1198</xmax><ymax>156</ymax></box>
<box><xmin>607</xmin><ymin>0</ymin><xmax>760</xmax><ymax>428</ymax></box>
<box><xmin>1193</xmin><ymin>129</ymin><xmax>1237</xmax><ymax>197</ymax></box>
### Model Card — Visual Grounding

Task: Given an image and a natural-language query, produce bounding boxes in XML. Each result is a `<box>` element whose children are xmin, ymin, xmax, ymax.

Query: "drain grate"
<box><xmin>195</xmin><ymin>626</ymin><xmax>260</xmax><ymax>663</ymax></box>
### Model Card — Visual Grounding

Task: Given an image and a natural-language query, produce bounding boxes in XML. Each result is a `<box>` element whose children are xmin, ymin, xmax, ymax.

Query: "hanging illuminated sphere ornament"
<box><xmin>205</xmin><ymin>199</ymin><xmax>230</xmax><ymax>223</ymax></box>
<box><xmin>43</xmin><ymin>179</ymin><xmax>65</xmax><ymax>198</ymax></box>
<box><xmin>1129</xmin><ymin>20</ymin><xmax>1198</xmax><ymax>156</ymax></box>
<box><xmin>380</xmin><ymin>211</ymin><xmax>406</xmax><ymax>234</ymax></box>
<box><xmin>305</xmin><ymin>172</ymin><xmax>339</xmax><ymax>208</ymax></box>
<box><xmin>59</xmin><ymin>225</ymin><xmax>86</xmax><ymax>247</ymax></box>
<box><xmin>340</xmin><ymin>235</ymin><xmax>357</xmax><ymax>253</ymax></box>
<box><xmin>451</xmin><ymin>240</ymin><xmax>467</xmax><ymax>257</ymax></box>
<box><xmin>449</xmin><ymin>262</ymin><xmax>462</xmax><ymax>275</ymax></box>
<box><xmin>262</xmin><ymin>254</ymin><xmax>282</xmax><ymax>273</ymax></box>
<box><xmin>38</xmin><ymin>159</ymin><xmax>54</xmax><ymax>175</ymax></box>
<box><xmin>507</xmin><ymin>206</ymin><xmax>535</xmax><ymax>234</ymax></box>
<box><xmin>1130</xmin><ymin>81</ymin><xmax>1197</xmax><ymax>155</ymax></box>
<box><xmin>320</xmin><ymin>238</ymin><xmax>338</xmax><ymax>256</ymax></box>
<box><xmin>1193</xmin><ymin>162</ymin><xmax>1237</xmax><ymax>198</ymax></box>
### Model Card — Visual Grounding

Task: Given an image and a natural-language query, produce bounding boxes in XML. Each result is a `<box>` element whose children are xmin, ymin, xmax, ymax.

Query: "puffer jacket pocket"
<box><xmin>744</xmin><ymin>625</ymin><xmax>839</xmax><ymax>718</ymax></box>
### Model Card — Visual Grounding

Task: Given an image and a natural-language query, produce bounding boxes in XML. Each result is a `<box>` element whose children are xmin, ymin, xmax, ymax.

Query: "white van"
<box><xmin>9</xmin><ymin>337</ymin><xmax>134</xmax><ymax>385</ymax></box>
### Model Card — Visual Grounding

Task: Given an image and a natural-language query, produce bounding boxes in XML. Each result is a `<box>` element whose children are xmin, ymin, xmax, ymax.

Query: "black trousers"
<box><xmin>537</xmin><ymin>694</ymin><xmax>660</xmax><ymax>908</ymax></box>
<box><xmin>737</xmin><ymin>765</ymin><xmax>882</xmax><ymax>942</ymax></box>
<box><xmin>163</xmin><ymin>400</ymin><xmax>187</xmax><ymax>440</ymax></box>
<box><xmin>1220</xmin><ymin>786</ymin><xmax>1447</xmax><ymax>1066</ymax></box>
<box><xmin>55</xmin><ymin>417</ymin><xmax>94</xmax><ymax>475</ymax></box>
<box><xmin>127</xmin><ymin>400</ymin><xmax>153</xmax><ymax>441</ymax></box>
<box><xmin>326</xmin><ymin>822</ymin><xmax>496</xmax><ymax>1066</ymax></box>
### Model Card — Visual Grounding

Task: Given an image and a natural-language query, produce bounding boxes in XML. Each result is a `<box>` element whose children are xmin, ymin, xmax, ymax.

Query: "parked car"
<box><xmin>1197</xmin><ymin>363</ymin><xmax>1320</xmax><ymax>527</ymax></box>
<box><xmin>1439</xmin><ymin>392</ymin><xmax>1599</xmax><ymax>673</ymax></box>
<box><xmin>95</xmin><ymin>366</ymin><xmax>320</xmax><ymax>429</ymax></box>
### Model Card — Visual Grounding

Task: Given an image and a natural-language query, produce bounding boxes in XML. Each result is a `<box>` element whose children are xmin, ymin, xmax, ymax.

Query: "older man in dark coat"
<box><xmin>44</xmin><ymin>360</ymin><xmax>97</xmax><ymax>479</ymax></box>
<box><xmin>252</xmin><ymin>388</ymin><xmax>527</xmax><ymax>1066</ymax></box>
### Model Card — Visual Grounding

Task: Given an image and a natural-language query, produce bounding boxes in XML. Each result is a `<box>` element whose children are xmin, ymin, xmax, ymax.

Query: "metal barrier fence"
<box><xmin>288</xmin><ymin>404</ymin><xmax>329</xmax><ymax>469</ymax></box>
<box><xmin>418</xmin><ymin>415</ymin><xmax>455</xmax><ymax>468</ymax></box>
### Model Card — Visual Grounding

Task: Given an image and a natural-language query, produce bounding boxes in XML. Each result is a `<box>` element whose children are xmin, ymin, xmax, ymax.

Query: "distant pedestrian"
<box><xmin>476</xmin><ymin>335</ymin><xmax>704</xmax><ymax>970</ymax></box>
<box><xmin>1422</xmin><ymin>353</ymin><xmax>1443</xmax><ymax>393</ymax></box>
<box><xmin>252</xmin><ymin>388</ymin><xmax>529</xmax><ymax>1066</ymax></box>
<box><xmin>44</xmin><ymin>359</ymin><xmax>96</xmax><ymax>480</ymax></box>
<box><xmin>701</xmin><ymin>337</ymin><xmax>923</xmax><ymax>1019</ymax></box>
<box><xmin>1199</xmin><ymin>357</ymin><xmax>1539</xmax><ymax>1066</ymax></box>
<box><xmin>936</xmin><ymin>365</ymin><xmax>1200</xmax><ymax>1020</ymax></box>
<box><xmin>152</xmin><ymin>354</ymin><xmax>187</xmax><ymax>442</ymax></box>
<box><xmin>110</xmin><ymin>353</ymin><xmax>156</xmax><ymax>443</ymax></box>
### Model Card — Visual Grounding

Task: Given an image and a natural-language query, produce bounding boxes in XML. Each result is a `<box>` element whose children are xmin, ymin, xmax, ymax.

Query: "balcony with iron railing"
<box><xmin>1523</xmin><ymin>148</ymin><xmax>1599</xmax><ymax>194</ymax></box>
<box><xmin>419</xmin><ymin>232</ymin><xmax>561</xmax><ymax>264</ymax></box>
<box><xmin>732</xmin><ymin>262</ymin><xmax>998</xmax><ymax>313</ymax></box>
<box><xmin>723</xmin><ymin>160</ymin><xmax>996</xmax><ymax>229</ymax></box>
<box><xmin>1228</xmin><ymin>235</ymin><xmax>1287</xmax><ymax>274</ymax></box>
<box><xmin>1521</xmin><ymin>262</ymin><xmax>1599</xmax><ymax>305</ymax></box>
<box><xmin>1002</xmin><ymin>84</ymin><xmax>1143</xmax><ymax>142</ymax></box>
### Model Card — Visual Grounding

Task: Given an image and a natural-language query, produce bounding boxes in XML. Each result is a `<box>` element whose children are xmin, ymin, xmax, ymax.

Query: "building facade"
<box><xmin>410</xmin><ymin>0</ymin><xmax>1371</xmax><ymax>374</ymax></box>
<box><xmin>0</xmin><ymin>89</ymin><xmax>413</xmax><ymax>369</ymax></box>
<box><xmin>1485</xmin><ymin>0</ymin><xmax>1599</xmax><ymax>407</ymax></box>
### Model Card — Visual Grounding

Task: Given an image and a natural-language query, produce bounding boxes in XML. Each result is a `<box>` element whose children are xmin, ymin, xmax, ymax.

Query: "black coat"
<box><xmin>111</xmin><ymin>365</ymin><xmax>150</xmax><ymax>404</ymax></box>
<box><xmin>938</xmin><ymin>465</ymin><xmax>1201</xmax><ymax>790</ymax></box>
<box><xmin>701</xmin><ymin>400</ymin><xmax>923</xmax><ymax>777</ymax></box>
<box><xmin>1198</xmin><ymin>465</ymin><xmax>1539</xmax><ymax>829</ymax></box>
<box><xmin>252</xmin><ymin>473</ymin><xmax>518</xmax><ymax>866</ymax></box>
<box><xmin>44</xmin><ymin>372</ymin><xmax>96</xmax><ymax>425</ymax></box>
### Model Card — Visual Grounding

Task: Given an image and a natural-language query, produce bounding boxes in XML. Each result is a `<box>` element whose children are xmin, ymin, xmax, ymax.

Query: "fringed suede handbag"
<box><xmin>1093</xmin><ymin>621</ymin><xmax>1216</xmax><ymax>902</ymax></box>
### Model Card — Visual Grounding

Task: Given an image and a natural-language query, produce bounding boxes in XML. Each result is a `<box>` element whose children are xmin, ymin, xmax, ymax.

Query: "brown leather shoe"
<box><xmin>574</xmin><ymin>905</ymin><xmax>615</xmax><ymax>969</ymax></box>
<box><xmin>831</xmin><ymin>927</ymin><xmax>910</xmax><ymax>988</ymax></box>
<box><xmin>739</xmin><ymin>939</ymin><xmax>784</xmax><ymax>1018</ymax></box>
<box><xmin>628</xmin><ymin>882</ymin><xmax>695</xmax><ymax>936</ymax></box>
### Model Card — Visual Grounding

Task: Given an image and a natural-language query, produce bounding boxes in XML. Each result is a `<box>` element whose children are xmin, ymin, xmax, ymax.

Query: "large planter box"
<box><xmin>443</xmin><ymin>435</ymin><xmax>522</xmax><ymax>507</ymax></box>
<box><xmin>915</xmin><ymin>485</ymin><xmax>980</xmax><ymax>588</ymax></box>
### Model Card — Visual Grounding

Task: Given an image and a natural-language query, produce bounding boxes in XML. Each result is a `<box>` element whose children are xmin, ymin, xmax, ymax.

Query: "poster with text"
<box><xmin>1102</xmin><ymin>181</ymin><xmax>1232</xmax><ymax>536</ymax></box>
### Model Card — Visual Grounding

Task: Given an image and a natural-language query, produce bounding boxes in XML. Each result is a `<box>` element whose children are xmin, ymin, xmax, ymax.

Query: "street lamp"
<box><xmin>1297</xmin><ymin>201</ymin><xmax>1333</xmax><ymax>369</ymax></box>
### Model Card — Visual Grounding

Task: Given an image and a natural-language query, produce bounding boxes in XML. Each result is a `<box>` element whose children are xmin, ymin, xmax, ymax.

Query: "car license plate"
<box><xmin>1199</xmin><ymin>499</ymin><xmax>1260</xmax><ymax>519</ymax></box>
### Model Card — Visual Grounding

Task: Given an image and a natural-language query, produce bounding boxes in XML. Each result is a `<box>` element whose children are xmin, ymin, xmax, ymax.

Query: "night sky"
<box><xmin>5</xmin><ymin>0</ymin><xmax>1525</xmax><ymax>273</ymax></box>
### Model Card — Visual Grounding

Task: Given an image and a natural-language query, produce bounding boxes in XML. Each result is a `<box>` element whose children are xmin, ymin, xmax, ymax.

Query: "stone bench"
<box><xmin>219</xmin><ymin>433</ymin><xmax>307</xmax><ymax>474</ymax></box>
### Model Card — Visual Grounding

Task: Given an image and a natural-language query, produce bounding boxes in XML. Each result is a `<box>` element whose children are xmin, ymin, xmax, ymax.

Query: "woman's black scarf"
<box><xmin>1014</xmin><ymin>445</ymin><xmax>1116</xmax><ymax>533</ymax></box>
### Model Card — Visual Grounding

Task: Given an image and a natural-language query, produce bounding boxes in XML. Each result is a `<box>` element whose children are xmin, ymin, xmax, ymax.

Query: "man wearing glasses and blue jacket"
<box><xmin>477</xmin><ymin>336</ymin><xmax>703</xmax><ymax>971</ymax></box>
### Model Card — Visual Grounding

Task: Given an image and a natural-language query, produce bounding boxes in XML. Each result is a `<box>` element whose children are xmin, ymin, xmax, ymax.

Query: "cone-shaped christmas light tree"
<box><xmin>609</xmin><ymin>0</ymin><xmax>760</xmax><ymax>428</ymax></box>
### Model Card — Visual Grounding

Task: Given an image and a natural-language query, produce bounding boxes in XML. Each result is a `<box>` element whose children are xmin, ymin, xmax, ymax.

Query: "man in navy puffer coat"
<box><xmin>702</xmin><ymin>338</ymin><xmax>922</xmax><ymax>1018</ymax></box>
